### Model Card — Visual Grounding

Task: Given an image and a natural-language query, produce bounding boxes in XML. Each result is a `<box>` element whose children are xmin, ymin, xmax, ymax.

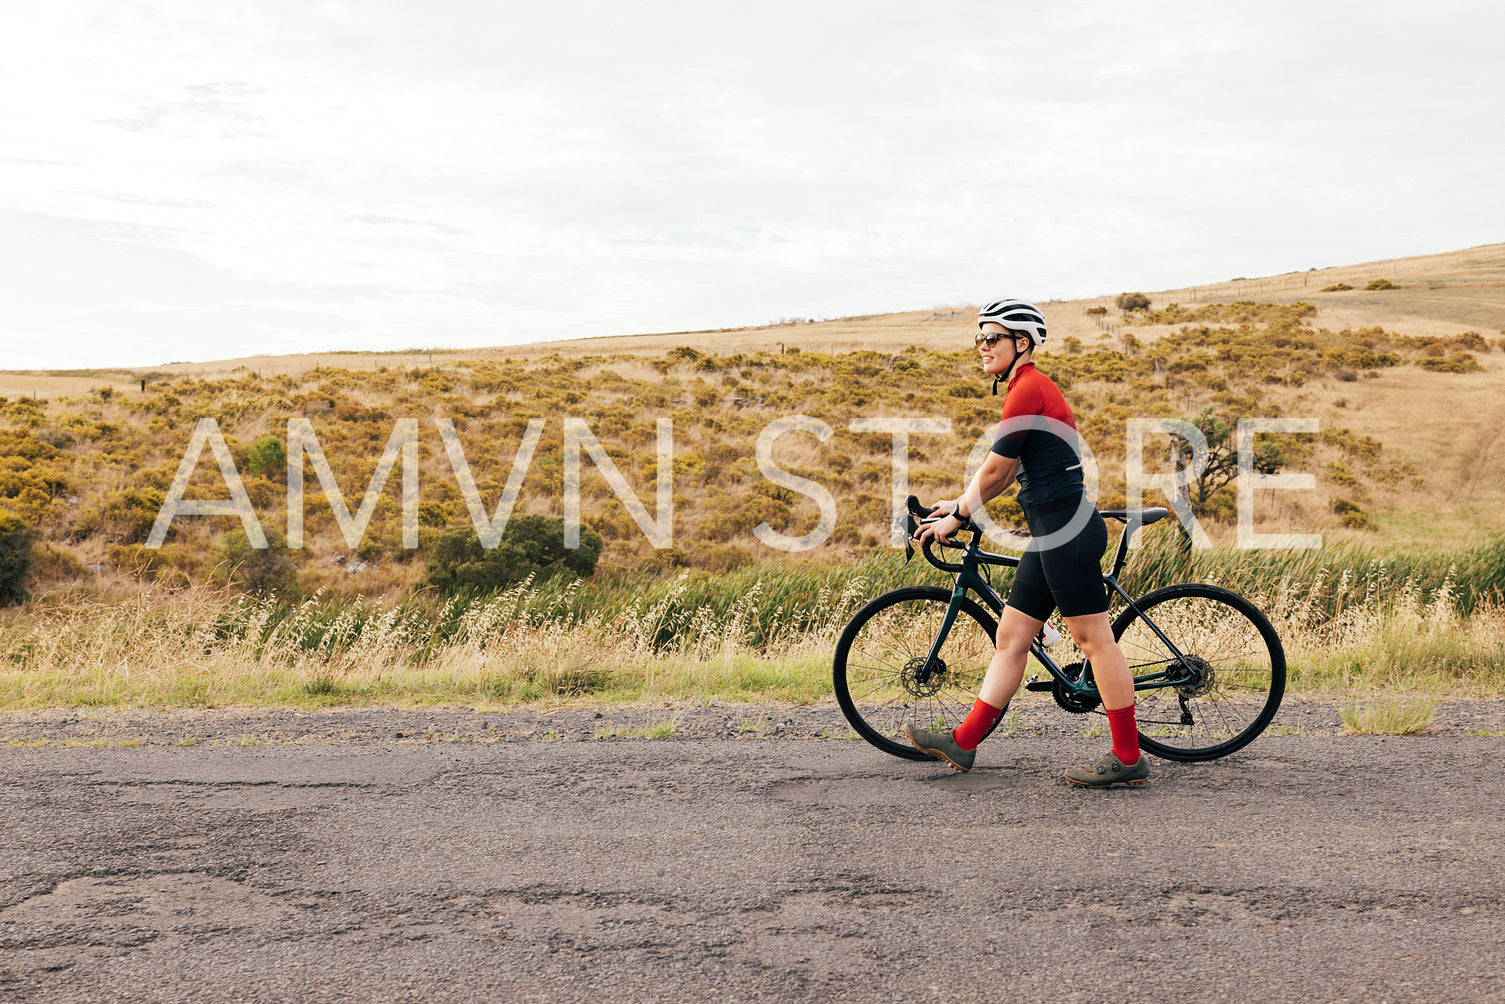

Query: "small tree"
<box><xmin>426</xmin><ymin>514</ymin><xmax>603</xmax><ymax>594</ymax></box>
<box><xmin>1116</xmin><ymin>292</ymin><xmax>1151</xmax><ymax>312</ymax></box>
<box><xmin>1174</xmin><ymin>410</ymin><xmax>1286</xmax><ymax>512</ymax></box>
<box><xmin>0</xmin><ymin>514</ymin><xmax>37</xmax><ymax>606</ymax></box>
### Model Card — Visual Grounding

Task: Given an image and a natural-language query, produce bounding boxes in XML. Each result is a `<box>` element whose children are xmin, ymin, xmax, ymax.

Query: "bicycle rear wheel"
<box><xmin>1114</xmin><ymin>583</ymin><xmax>1285</xmax><ymax>762</ymax></box>
<box><xmin>833</xmin><ymin>586</ymin><xmax>998</xmax><ymax>760</ymax></box>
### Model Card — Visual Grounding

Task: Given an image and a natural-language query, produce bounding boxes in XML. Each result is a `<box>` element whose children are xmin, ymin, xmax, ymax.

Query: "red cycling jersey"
<box><xmin>989</xmin><ymin>362</ymin><xmax>1084</xmax><ymax>509</ymax></box>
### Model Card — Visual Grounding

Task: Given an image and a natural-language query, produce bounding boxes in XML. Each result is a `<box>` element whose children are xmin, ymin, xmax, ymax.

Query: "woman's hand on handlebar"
<box><xmin>912</xmin><ymin>504</ymin><xmax>962</xmax><ymax>547</ymax></box>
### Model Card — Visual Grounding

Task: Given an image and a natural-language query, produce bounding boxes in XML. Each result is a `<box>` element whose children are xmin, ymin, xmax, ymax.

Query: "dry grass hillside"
<box><xmin>2</xmin><ymin>243</ymin><xmax>1503</xmax><ymax>602</ymax></box>
<box><xmin>4</xmin><ymin>246</ymin><xmax>1505</xmax><ymax>711</ymax></box>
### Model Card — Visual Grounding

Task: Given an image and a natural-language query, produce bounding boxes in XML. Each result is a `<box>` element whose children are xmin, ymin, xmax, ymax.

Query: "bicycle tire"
<box><xmin>1113</xmin><ymin>583</ymin><xmax>1286</xmax><ymax>762</ymax></box>
<box><xmin>833</xmin><ymin>586</ymin><xmax>998</xmax><ymax>760</ymax></box>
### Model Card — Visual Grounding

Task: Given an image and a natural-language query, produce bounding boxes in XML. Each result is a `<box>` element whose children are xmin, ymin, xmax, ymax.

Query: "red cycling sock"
<box><xmin>1105</xmin><ymin>704</ymin><xmax>1141</xmax><ymax>765</ymax></box>
<box><xmin>952</xmin><ymin>698</ymin><xmax>1006</xmax><ymax>751</ymax></box>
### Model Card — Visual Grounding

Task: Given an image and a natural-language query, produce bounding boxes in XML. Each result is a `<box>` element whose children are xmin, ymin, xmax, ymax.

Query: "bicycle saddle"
<box><xmin>1098</xmin><ymin>507</ymin><xmax>1170</xmax><ymax>524</ymax></box>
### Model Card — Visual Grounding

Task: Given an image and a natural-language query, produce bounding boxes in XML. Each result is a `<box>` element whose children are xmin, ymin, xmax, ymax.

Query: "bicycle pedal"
<box><xmin>1024</xmin><ymin>677</ymin><xmax>1053</xmax><ymax>693</ymax></box>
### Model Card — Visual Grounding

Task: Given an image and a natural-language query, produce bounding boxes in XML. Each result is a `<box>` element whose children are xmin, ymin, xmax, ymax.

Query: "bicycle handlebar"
<box><xmin>904</xmin><ymin>496</ymin><xmax>1170</xmax><ymax>577</ymax></box>
<box><xmin>904</xmin><ymin>495</ymin><xmax>985</xmax><ymax>573</ymax></box>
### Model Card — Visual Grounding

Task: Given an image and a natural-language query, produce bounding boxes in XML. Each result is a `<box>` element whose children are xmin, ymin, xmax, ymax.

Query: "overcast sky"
<box><xmin>1</xmin><ymin>1</ymin><xmax>1501</xmax><ymax>370</ymax></box>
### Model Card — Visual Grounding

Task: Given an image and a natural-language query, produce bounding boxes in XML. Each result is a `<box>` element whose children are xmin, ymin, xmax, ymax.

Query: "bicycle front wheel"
<box><xmin>1114</xmin><ymin>583</ymin><xmax>1286</xmax><ymax>762</ymax></box>
<box><xmin>833</xmin><ymin>586</ymin><xmax>999</xmax><ymax>760</ymax></box>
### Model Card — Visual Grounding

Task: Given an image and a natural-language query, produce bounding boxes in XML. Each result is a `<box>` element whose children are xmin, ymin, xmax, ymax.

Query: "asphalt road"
<box><xmin>2</xmin><ymin>734</ymin><xmax>1502</xmax><ymax>1003</ymax></box>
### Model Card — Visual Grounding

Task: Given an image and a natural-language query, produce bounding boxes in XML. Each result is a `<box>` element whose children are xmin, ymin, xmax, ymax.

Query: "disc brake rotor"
<box><xmin>900</xmin><ymin>656</ymin><xmax>945</xmax><ymax>699</ymax></box>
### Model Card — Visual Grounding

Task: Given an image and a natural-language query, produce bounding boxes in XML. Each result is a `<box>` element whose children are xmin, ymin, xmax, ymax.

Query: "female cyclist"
<box><xmin>906</xmin><ymin>298</ymin><xmax>1148</xmax><ymax>787</ymax></box>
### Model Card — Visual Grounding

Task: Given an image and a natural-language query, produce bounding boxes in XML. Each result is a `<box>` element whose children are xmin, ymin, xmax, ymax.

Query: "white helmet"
<box><xmin>978</xmin><ymin>298</ymin><xmax>1047</xmax><ymax>346</ymax></box>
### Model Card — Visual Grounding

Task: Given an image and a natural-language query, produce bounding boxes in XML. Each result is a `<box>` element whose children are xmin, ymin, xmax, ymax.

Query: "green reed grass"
<box><xmin>1119</xmin><ymin>529</ymin><xmax>1505</xmax><ymax>618</ymax></box>
<box><xmin>1338</xmin><ymin>696</ymin><xmax>1438</xmax><ymax>735</ymax></box>
<box><xmin>1</xmin><ymin>533</ymin><xmax>1502</xmax><ymax>709</ymax></box>
<box><xmin>1121</xmin><ymin>530</ymin><xmax>1505</xmax><ymax>694</ymax></box>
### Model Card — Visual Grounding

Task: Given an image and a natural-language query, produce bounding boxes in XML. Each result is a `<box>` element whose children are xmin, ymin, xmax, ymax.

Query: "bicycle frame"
<box><xmin>913</xmin><ymin>509</ymin><xmax>1199</xmax><ymax>701</ymax></box>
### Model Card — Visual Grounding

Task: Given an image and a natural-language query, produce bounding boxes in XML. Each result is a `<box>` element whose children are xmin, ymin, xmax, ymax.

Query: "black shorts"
<box><xmin>1004</xmin><ymin>497</ymin><xmax>1109</xmax><ymax>621</ymax></box>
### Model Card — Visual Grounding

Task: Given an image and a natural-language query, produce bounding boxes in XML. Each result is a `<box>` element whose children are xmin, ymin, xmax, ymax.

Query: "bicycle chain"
<box><xmin>1050</xmin><ymin>662</ymin><xmax>1103</xmax><ymax>714</ymax></box>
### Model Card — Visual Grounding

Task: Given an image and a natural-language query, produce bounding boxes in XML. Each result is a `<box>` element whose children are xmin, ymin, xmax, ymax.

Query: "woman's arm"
<box><xmin>956</xmin><ymin>450</ymin><xmax>1020</xmax><ymax>519</ymax></box>
<box><xmin>914</xmin><ymin>450</ymin><xmax>1020</xmax><ymax>544</ymax></box>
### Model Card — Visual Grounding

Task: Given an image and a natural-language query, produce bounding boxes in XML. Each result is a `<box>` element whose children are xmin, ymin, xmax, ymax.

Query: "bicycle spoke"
<box><xmin>836</xmin><ymin>559</ymin><xmax>1283</xmax><ymax>764</ymax></box>
<box><xmin>833</xmin><ymin>588</ymin><xmax>998</xmax><ymax>756</ymax></box>
<box><xmin>1116</xmin><ymin>584</ymin><xmax>1284</xmax><ymax>759</ymax></box>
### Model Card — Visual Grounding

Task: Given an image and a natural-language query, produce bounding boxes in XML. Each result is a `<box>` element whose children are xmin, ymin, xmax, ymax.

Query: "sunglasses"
<box><xmin>974</xmin><ymin>331</ymin><xmax>1019</xmax><ymax>348</ymax></box>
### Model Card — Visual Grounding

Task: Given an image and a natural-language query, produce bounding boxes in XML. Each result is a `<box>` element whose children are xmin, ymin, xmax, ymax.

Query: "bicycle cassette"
<box><xmin>1174</xmin><ymin>653</ymin><xmax>1216</xmax><ymax>698</ymax></box>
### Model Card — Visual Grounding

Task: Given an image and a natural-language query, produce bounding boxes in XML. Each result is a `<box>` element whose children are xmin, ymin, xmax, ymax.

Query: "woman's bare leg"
<box><xmin>1062</xmin><ymin>611</ymin><xmax>1133</xmax><ymax>709</ymax></box>
<box><xmin>1061</xmin><ymin>610</ymin><xmax>1147</xmax><ymax>777</ymax></box>
<box><xmin>977</xmin><ymin>605</ymin><xmax>1045</xmax><ymax>709</ymax></box>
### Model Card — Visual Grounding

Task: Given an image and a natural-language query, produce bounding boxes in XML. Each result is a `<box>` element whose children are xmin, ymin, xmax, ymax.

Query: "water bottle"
<box><xmin>1037</xmin><ymin>620</ymin><xmax>1061</xmax><ymax>648</ymax></box>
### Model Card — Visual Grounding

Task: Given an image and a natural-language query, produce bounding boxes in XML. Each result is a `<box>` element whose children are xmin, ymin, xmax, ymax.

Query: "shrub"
<box><xmin>246</xmin><ymin>434</ymin><xmax>287</xmax><ymax>479</ymax></box>
<box><xmin>1318</xmin><ymin>432</ymin><xmax>1377</xmax><ymax>468</ymax></box>
<box><xmin>1321</xmin><ymin>283</ymin><xmax>1353</xmax><ymax>292</ymax></box>
<box><xmin>1453</xmin><ymin>331</ymin><xmax>1487</xmax><ymax>352</ymax></box>
<box><xmin>1327</xmin><ymin>460</ymin><xmax>1358</xmax><ymax>486</ymax></box>
<box><xmin>2</xmin><ymin>398</ymin><xmax>47</xmax><ymax>427</ymax></box>
<box><xmin>426</xmin><ymin>514</ymin><xmax>602</xmax><ymax>594</ymax></box>
<box><xmin>1141</xmin><ymin>301</ymin><xmax>1316</xmax><ymax>327</ymax></box>
<box><xmin>0</xmin><ymin>514</ymin><xmax>37</xmax><ymax>605</ymax></box>
<box><xmin>34</xmin><ymin>428</ymin><xmax>74</xmax><ymax>449</ymax></box>
<box><xmin>221</xmin><ymin>529</ymin><xmax>301</xmax><ymax>598</ymax></box>
<box><xmin>1115</xmin><ymin>292</ymin><xmax>1151</xmax><ymax>312</ymax></box>
<box><xmin>1331</xmin><ymin>498</ymin><xmax>1371</xmax><ymax>529</ymax></box>
<box><xmin>1365</xmin><ymin>279</ymin><xmax>1397</xmax><ymax>290</ymax></box>
<box><xmin>697</xmin><ymin>543</ymin><xmax>753</xmax><ymax>572</ymax></box>
<box><xmin>83</xmin><ymin>488</ymin><xmax>168</xmax><ymax>545</ymax></box>
<box><xmin>1419</xmin><ymin>352</ymin><xmax>1483</xmax><ymax>374</ymax></box>
<box><xmin>1085</xmin><ymin>306</ymin><xmax>1108</xmax><ymax>316</ymax></box>
<box><xmin>27</xmin><ymin>543</ymin><xmax>88</xmax><ymax>586</ymax></box>
<box><xmin>110</xmin><ymin>542</ymin><xmax>207</xmax><ymax>590</ymax></box>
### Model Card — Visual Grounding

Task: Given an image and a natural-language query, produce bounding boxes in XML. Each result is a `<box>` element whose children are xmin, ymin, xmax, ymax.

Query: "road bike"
<box><xmin>831</xmin><ymin>497</ymin><xmax>1286</xmax><ymax>762</ymax></box>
